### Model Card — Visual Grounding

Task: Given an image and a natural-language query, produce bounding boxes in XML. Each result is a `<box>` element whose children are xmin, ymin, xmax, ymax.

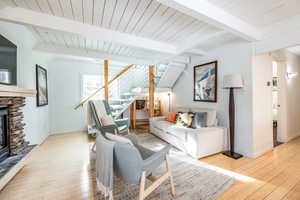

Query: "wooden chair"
<box><xmin>113</xmin><ymin>134</ymin><xmax>175</xmax><ymax>200</ymax></box>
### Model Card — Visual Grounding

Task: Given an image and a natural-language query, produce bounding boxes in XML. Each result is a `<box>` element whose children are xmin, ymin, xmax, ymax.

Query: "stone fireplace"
<box><xmin>0</xmin><ymin>105</ymin><xmax>9</xmax><ymax>162</ymax></box>
<box><xmin>0</xmin><ymin>85</ymin><xmax>36</xmax><ymax>190</ymax></box>
<box><xmin>0</xmin><ymin>97</ymin><xmax>28</xmax><ymax>160</ymax></box>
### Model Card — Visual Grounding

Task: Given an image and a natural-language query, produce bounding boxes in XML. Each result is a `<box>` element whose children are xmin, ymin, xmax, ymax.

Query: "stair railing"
<box><xmin>109</xmin><ymin>64</ymin><xmax>149</xmax><ymax>118</ymax></box>
<box><xmin>74</xmin><ymin>64</ymin><xmax>134</xmax><ymax>109</ymax></box>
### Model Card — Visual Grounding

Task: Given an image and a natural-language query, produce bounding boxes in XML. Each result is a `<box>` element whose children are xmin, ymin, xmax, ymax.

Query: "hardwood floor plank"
<box><xmin>245</xmin><ymin>168</ymin><xmax>296</xmax><ymax>200</ymax></box>
<box><xmin>282</xmin><ymin>180</ymin><xmax>300</xmax><ymax>200</ymax></box>
<box><xmin>218</xmin><ymin>139</ymin><xmax>300</xmax><ymax>199</ymax></box>
<box><xmin>0</xmin><ymin>130</ymin><xmax>300</xmax><ymax>200</ymax></box>
<box><xmin>0</xmin><ymin>132</ymin><xmax>94</xmax><ymax>200</ymax></box>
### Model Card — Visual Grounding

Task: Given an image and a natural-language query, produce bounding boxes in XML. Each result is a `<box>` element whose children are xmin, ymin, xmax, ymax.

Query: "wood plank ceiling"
<box><xmin>0</xmin><ymin>0</ymin><xmax>241</xmax><ymax>62</ymax></box>
<box><xmin>30</xmin><ymin>26</ymin><xmax>172</xmax><ymax>61</ymax></box>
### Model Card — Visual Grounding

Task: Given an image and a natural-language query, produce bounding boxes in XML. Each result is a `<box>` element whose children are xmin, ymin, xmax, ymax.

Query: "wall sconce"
<box><xmin>287</xmin><ymin>72</ymin><xmax>298</xmax><ymax>79</ymax></box>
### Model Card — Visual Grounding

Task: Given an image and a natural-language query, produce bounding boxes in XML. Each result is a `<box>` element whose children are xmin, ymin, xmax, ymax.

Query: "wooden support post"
<box><xmin>104</xmin><ymin>60</ymin><xmax>109</xmax><ymax>101</ymax></box>
<box><xmin>130</xmin><ymin>100</ymin><xmax>137</xmax><ymax>129</ymax></box>
<box><xmin>149</xmin><ymin>66</ymin><xmax>155</xmax><ymax>118</ymax></box>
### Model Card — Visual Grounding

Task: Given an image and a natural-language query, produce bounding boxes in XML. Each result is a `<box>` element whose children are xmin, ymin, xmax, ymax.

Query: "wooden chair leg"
<box><xmin>166</xmin><ymin>154</ymin><xmax>175</xmax><ymax>197</ymax></box>
<box><xmin>139</xmin><ymin>171</ymin><xmax>146</xmax><ymax>200</ymax></box>
<box><xmin>91</xmin><ymin>142</ymin><xmax>96</xmax><ymax>152</ymax></box>
<box><xmin>140</xmin><ymin>155</ymin><xmax>175</xmax><ymax>199</ymax></box>
<box><xmin>108</xmin><ymin>190</ymin><xmax>114</xmax><ymax>200</ymax></box>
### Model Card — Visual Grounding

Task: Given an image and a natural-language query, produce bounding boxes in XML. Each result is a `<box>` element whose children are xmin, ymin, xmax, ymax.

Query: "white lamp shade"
<box><xmin>223</xmin><ymin>74</ymin><xmax>244</xmax><ymax>88</ymax></box>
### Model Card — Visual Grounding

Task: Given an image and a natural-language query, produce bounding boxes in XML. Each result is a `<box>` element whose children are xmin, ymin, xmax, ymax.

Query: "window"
<box><xmin>81</xmin><ymin>74</ymin><xmax>120</xmax><ymax>100</ymax></box>
<box><xmin>82</xmin><ymin>75</ymin><xmax>103</xmax><ymax>100</ymax></box>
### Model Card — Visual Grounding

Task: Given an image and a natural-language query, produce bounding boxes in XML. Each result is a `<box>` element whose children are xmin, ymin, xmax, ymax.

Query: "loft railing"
<box><xmin>74</xmin><ymin>64</ymin><xmax>134</xmax><ymax>109</ymax></box>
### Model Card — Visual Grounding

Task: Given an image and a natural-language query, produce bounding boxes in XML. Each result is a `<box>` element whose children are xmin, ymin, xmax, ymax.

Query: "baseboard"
<box><xmin>50</xmin><ymin>129</ymin><xmax>86</xmax><ymax>135</ymax></box>
<box><xmin>252</xmin><ymin>143</ymin><xmax>274</xmax><ymax>158</ymax></box>
<box><xmin>282</xmin><ymin>132</ymin><xmax>300</xmax><ymax>143</ymax></box>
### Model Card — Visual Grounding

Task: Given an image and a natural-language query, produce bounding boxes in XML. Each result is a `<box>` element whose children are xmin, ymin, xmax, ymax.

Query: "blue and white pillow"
<box><xmin>191</xmin><ymin>112</ymin><xmax>208</xmax><ymax>129</ymax></box>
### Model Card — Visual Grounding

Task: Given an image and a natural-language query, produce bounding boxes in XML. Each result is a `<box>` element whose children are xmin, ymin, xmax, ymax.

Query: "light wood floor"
<box><xmin>1</xmin><ymin>131</ymin><xmax>300</xmax><ymax>200</ymax></box>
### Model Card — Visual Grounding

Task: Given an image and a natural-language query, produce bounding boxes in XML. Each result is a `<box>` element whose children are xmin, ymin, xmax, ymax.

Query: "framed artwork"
<box><xmin>36</xmin><ymin>65</ymin><xmax>48</xmax><ymax>107</ymax></box>
<box><xmin>193</xmin><ymin>61</ymin><xmax>218</xmax><ymax>102</ymax></box>
<box><xmin>136</xmin><ymin>100</ymin><xmax>146</xmax><ymax>109</ymax></box>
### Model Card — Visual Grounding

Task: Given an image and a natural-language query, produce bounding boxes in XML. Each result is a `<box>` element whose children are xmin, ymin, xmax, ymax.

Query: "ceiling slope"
<box><xmin>0</xmin><ymin>7</ymin><xmax>177</xmax><ymax>55</ymax></box>
<box><xmin>0</xmin><ymin>0</ymin><xmax>262</xmax><ymax>63</ymax></box>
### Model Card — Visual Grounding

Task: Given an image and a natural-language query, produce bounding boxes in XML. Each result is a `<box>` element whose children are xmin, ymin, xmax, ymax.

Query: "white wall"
<box><xmin>249</xmin><ymin>50</ymin><xmax>300</xmax><ymax>157</ymax></box>
<box><xmin>285</xmin><ymin>51</ymin><xmax>300</xmax><ymax>141</ymax></box>
<box><xmin>0</xmin><ymin>21</ymin><xmax>52</xmax><ymax>144</ymax></box>
<box><xmin>252</xmin><ymin>54</ymin><xmax>273</xmax><ymax>157</ymax></box>
<box><xmin>48</xmin><ymin>58</ymin><xmax>122</xmax><ymax>134</ymax></box>
<box><xmin>173</xmin><ymin>42</ymin><xmax>254</xmax><ymax>157</ymax></box>
<box><xmin>276</xmin><ymin>51</ymin><xmax>300</xmax><ymax>142</ymax></box>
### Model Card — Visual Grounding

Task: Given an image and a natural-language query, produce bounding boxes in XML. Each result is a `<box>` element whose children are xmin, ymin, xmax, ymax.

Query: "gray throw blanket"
<box><xmin>95</xmin><ymin>133</ymin><xmax>115</xmax><ymax>200</ymax></box>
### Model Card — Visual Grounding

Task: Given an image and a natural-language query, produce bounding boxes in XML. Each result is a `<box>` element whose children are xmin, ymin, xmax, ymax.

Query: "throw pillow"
<box><xmin>101</xmin><ymin>115</ymin><xmax>116</xmax><ymax>126</ymax></box>
<box><xmin>167</xmin><ymin>112</ymin><xmax>177</xmax><ymax>123</ymax></box>
<box><xmin>176</xmin><ymin>112</ymin><xmax>193</xmax><ymax>127</ymax></box>
<box><xmin>191</xmin><ymin>112</ymin><xmax>208</xmax><ymax>129</ymax></box>
<box><xmin>105</xmin><ymin>133</ymin><xmax>133</xmax><ymax>145</ymax></box>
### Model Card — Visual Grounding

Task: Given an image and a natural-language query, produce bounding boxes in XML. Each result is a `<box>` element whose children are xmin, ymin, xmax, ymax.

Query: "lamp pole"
<box><xmin>222</xmin><ymin>87</ymin><xmax>243</xmax><ymax>159</ymax></box>
<box><xmin>229</xmin><ymin>88</ymin><xmax>235</xmax><ymax>155</ymax></box>
<box><xmin>168</xmin><ymin>92</ymin><xmax>171</xmax><ymax>112</ymax></box>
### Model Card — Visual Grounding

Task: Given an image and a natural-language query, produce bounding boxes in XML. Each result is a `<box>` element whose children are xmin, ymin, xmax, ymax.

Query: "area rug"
<box><xmin>93</xmin><ymin>133</ymin><xmax>235</xmax><ymax>200</ymax></box>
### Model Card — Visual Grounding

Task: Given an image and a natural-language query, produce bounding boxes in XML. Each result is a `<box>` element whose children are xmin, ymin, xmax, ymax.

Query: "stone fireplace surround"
<box><xmin>0</xmin><ymin>106</ymin><xmax>9</xmax><ymax>162</ymax></box>
<box><xmin>0</xmin><ymin>97</ymin><xmax>28</xmax><ymax>157</ymax></box>
<box><xmin>0</xmin><ymin>85</ymin><xmax>36</xmax><ymax>191</ymax></box>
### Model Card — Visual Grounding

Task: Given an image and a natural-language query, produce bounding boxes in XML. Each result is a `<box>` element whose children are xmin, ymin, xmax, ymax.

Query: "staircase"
<box><xmin>156</xmin><ymin>61</ymin><xmax>186</xmax><ymax>88</ymax></box>
<box><xmin>107</xmin><ymin>61</ymin><xmax>186</xmax><ymax>119</ymax></box>
<box><xmin>75</xmin><ymin>60</ymin><xmax>185</xmax><ymax>119</ymax></box>
<box><xmin>108</xmin><ymin>65</ymin><xmax>149</xmax><ymax>119</ymax></box>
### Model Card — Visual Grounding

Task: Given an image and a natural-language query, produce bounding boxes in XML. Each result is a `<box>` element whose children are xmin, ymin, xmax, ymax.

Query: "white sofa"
<box><xmin>149</xmin><ymin>108</ymin><xmax>227</xmax><ymax>159</ymax></box>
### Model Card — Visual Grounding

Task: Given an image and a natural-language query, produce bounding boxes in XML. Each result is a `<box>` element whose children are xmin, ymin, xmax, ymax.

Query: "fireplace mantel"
<box><xmin>0</xmin><ymin>85</ymin><xmax>36</xmax><ymax>97</ymax></box>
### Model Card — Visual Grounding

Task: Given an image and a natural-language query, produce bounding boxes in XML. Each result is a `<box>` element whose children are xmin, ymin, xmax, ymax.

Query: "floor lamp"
<box><xmin>167</xmin><ymin>92</ymin><xmax>171</xmax><ymax>112</ymax></box>
<box><xmin>222</xmin><ymin>74</ymin><xmax>244</xmax><ymax>159</ymax></box>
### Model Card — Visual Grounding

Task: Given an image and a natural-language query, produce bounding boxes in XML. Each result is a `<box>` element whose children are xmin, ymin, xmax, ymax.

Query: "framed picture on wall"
<box><xmin>193</xmin><ymin>61</ymin><xmax>218</xmax><ymax>102</ymax></box>
<box><xmin>36</xmin><ymin>65</ymin><xmax>48</xmax><ymax>107</ymax></box>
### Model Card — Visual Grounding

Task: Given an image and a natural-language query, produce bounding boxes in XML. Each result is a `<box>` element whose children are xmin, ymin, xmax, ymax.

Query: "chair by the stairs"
<box><xmin>89</xmin><ymin>100</ymin><xmax>129</xmax><ymax>135</ymax></box>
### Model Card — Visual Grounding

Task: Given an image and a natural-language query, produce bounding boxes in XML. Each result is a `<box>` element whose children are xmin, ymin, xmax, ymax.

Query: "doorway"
<box><xmin>272</xmin><ymin>61</ymin><xmax>283</xmax><ymax>147</ymax></box>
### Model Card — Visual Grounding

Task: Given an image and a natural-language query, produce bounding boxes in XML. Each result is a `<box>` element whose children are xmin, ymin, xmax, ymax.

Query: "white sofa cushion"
<box><xmin>152</xmin><ymin>120</ymin><xmax>174</xmax><ymax>131</ymax></box>
<box><xmin>166</xmin><ymin>125</ymin><xmax>188</xmax><ymax>141</ymax></box>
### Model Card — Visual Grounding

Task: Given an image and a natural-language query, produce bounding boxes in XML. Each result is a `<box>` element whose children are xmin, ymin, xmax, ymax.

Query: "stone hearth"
<box><xmin>0</xmin><ymin>145</ymin><xmax>35</xmax><ymax>179</ymax></box>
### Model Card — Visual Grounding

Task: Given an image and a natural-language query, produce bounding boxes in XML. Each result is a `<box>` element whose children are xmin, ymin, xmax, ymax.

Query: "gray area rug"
<box><xmin>93</xmin><ymin>133</ymin><xmax>235</xmax><ymax>200</ymax></box>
